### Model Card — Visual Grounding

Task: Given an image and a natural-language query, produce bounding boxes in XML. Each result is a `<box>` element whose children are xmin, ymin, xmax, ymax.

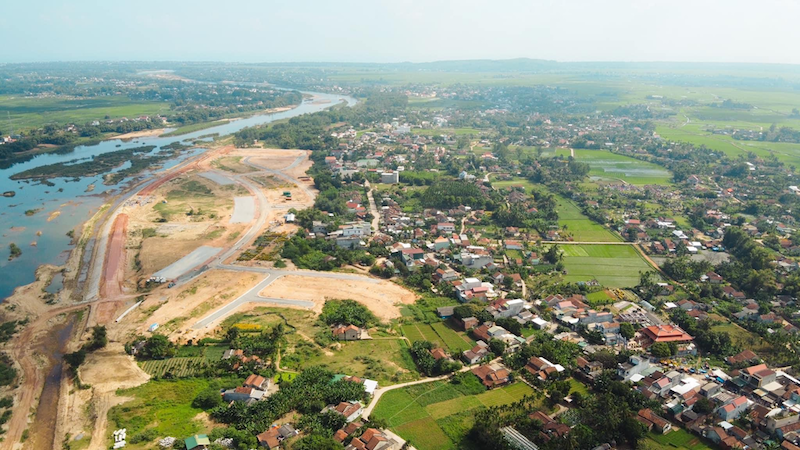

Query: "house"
<box><xmin>726</xmin><ymin>349</ymin><xmax>760</xmax><ymax>366</ymax></box>
<box><xmin>718</xmin><ymin>395</ymin><xmax>750</xmax><ymax>421</ymax></box>
<box><xmin>618</xmin><ymin>355</ymin><xmax>651</xmax><ymax>382</ymax></box>
<box><xmin>223</xmin><ymin>386</ymin><xmax>265</xmax><ymax>403</ymax></box>
<box><xmin>436</xmin><ymin>306</ymin><xmax>456</xmax><ymax>319</ymax></box>
<box><xmin>471</xmin><ymin>363</ymin><xmax>511</xmax><ymax>388</ymax></box>
<box><xmin>437</xmin><ymin>222</ymin><xmax>456</xmax><ymax>234</ymax></box>
<box><xmin>576</xmin><ymin>356</ymin><xmax>603</xmax><ymax>379</ymax></box>
<box><xmin>327</xmin><ymin>401</ymin><xmax>364</xmax><ymax>423</ymax></box>
<box><xmin>184</xmin><ymin>435</ymin><xmax>211</xmax><ymax>450</ymax></box>
<box><xmin>462</xmin><ymin>341</ymin><xmax>490</xmax><ymax>364</ymax></box>
<box><xmin>333</xmin><ymin>324</ymin><xmax>362</xmax><ymax>341</ymax></box>
<box><xmin>638</xmin><ymin>409</ymin><xmax>672</xmax><ymax>434</ymax></box>
<box><xmin>741</xmin><ymin>363</ymin><xmax>776</xmax><ymax>388</ymax></box>
<box><xmin>245</xmin><ymin>374</ymin><xmax>268</xmax><ymax>390</ymax></box>
<box><xmin>346</xmin><ymin>427</ymin><xmax>403</xmax><ymax>450</ymax></box>
<box><xmin>257</xmin><ymin>424</ymin><xmax>299</xmax><ymax>449</ymax></box>
<box><xmin>505</xmin><ymin>240</ymin><xmax>523</xmax><ymax>251</ymax></box>
<box><xmin>529</xmin><ymin>410</ymin><xmax>570</xmax><ymax>439</ymax></box>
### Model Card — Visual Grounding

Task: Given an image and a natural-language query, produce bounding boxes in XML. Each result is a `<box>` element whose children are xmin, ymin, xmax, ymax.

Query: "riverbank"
<box><xmin>110</xmin><ymin>128</ymin><xmax>166</xmax><ymax>140</ymax></box>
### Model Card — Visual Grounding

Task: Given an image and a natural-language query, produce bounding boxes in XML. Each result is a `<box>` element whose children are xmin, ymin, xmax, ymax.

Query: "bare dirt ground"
<box><xmin>122</xmin><ymin>270</ymin><xmax>261</xmax><ymax>341</ymax></box>
<box><xmin>76</xmin><ymin>344</ymin><xmax>150</xmax><ymax>450</ymax></box>
<box><xmin>100</xmin><ymin>214</ymin><xmax>128</xmax><ymax>299</ymax></box>
<box><xmin>261</xmin><ymin>276</ymin><xmax>417</xmax><ymax>320</ymax></box>
<box><xmin>125</xmin><ymin>173</ymin><xmax>246</xmax><ymax>278</ymax></box>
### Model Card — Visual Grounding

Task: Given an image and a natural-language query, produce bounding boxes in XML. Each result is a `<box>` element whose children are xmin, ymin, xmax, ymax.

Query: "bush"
<box><xmin>319</xmin><ymin>299</ymin><xmax>377</xmax><ymax>328</ymax></box>
<box><xmin>192</xmin><ymin>387</ymin><xmax>223</xmax><ymax>409</ymax></box>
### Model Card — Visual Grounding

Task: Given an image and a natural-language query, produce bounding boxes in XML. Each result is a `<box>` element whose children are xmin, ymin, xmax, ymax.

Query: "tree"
<box><xmin>193</xmin><ymin>387</ymin><xmax>223</xmax><ymax>409</ymax></box>
<box><xmin>86</xmin><ymin>325</ymin><xmax>108</xmax><ymax>351</ymax></box>
<box><xmin>619</xmin><ymin>322</ymin><xmax>635</xmax><ymax>340</ymax></box>
<box><xmin>489</xmin><ymin>339</ymin><xmax>506</xmax><ymax>356</ymax></box>
<box><xmin>64</xmin><ymin>349</ymin><xmax>86</xmax><ymax>368</ymax></box>
<box><xmin>143</xmin><ymin>334</ymin><xmax>177</xmax><ymax>359</ymax></box>
<box><xmin>293</xmin><ymin>435</ymin><xmax>344</xmax><ymax>450</ymax></box>
<box><xmin>694</xmin><ymin>397</ymin><xmax>714</xmax><ymax>415</ymax></box>
<box><xmin>650</xmin><ymin>342</ymin><xmax>673</xmax><ymax>358</ymax></box>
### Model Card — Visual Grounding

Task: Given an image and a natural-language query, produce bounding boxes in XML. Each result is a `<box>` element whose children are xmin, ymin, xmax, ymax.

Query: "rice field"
<box><xmin>552</xmin><ymin>148</ymin><xmax>673</xmax><ymax>185</ymax></box>
<box><xmin>372</xmin><ymin>380</ymin><xmax>537</xmax><ymax>450</ymax></box>
<box><xmin>556</xmin><ymin>198</ymin><xmax>622</xmax><ymax>242</ymax></box>
<box><xmin>558</xmin><ymin>244</ymin><xmax>654</xmax><ymax>288</ymax></box>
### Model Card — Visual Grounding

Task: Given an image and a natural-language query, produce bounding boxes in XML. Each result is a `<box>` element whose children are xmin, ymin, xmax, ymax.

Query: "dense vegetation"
<box><xmin>319</xmin><ymin>299</ymin><xmax>377</xmax><ymax>328</ymax></box>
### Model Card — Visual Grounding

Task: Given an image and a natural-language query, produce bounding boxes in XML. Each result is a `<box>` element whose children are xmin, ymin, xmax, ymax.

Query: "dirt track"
<box><xmin>100</xmin><ymin>214</ymin><xmax>128</xmax><ymax>300</ymax></box>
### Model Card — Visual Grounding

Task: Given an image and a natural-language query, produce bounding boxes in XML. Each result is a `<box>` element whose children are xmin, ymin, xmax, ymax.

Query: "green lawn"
<box><xmin>558</xmin><ymin>244</ymin><xmax>653</xmax><ymax>288</ymax></box>
<box><xmin>372</xmin><ymin>380</ymin><xmax>536</xmax><ymax>450</ymax></box>
<box><xmin>553</xmin><ymin>148</ymin><xmax>672</xmax><ymax>185</ymax></box>
<box><xmin>1</xmin><ymin>95</ymin><xmax>167</xmax><ymax>130</ymax></box>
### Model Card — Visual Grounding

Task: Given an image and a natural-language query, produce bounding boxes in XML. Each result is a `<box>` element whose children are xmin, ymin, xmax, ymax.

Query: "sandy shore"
<box><xmin>110</xmin><ymin>128</ymin><xmax>166</xmax><ymax>140</ymax></box>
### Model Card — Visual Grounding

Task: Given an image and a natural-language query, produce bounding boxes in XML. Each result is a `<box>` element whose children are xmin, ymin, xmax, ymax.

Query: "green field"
<box><xmin>658</xmin><ymin>120</ymin><xmax>800</xmax><ymax>168</ymax></box>
<box><xmin>161</xmin><ymin>120</ymin><xmax>226</xmax><ymax>137</ymax></box>
<box><xmin>645</xmin><ymin>429</ymin><xmax>713</xmax><ymax>450</ymax></box>
<box><xmin>490</xmin><ymin>178</ymin><xmax>620</xmax><ymax>242</ymax></box>
<box><xmin>108</xmin><ymin>379</ymin><xmax>215</xmax><ymax>449</ymax></box>
<box><xmin>139</xmin><ymin>356</ymin><xmax>209</xmax><ymax>378</ymax></box>
<box><xmin>402</xmin><ymin>323</ymin><xmax>474</xmax><ymax>354</ymax></box>
<box><xmin>558</xmin><ymin>244</ymin><xmax>653</xmax><ymax>288</ymax></box>
<box><xmin>1</xmin><ymin>95</ymin><xmax>167</xmax><ymax>130</ymax></box>
<box><xmin>552</xmin><ymin>148</ymin><xmax>672</xmax><ymax>185</ymax></box>
<box><xmin>371</xmin><ymin>380</ymin><xmax>536</xmax><ymax>450</ymax></box>
<box><xmin>556</xmin><ymin>198</ymin><xmax>622</xmax><ymax>242</ymax></box>
<box><xmin>292</xmin><ymin>338</ymin><xmax>418</xmax><ymax>384</ymax></box>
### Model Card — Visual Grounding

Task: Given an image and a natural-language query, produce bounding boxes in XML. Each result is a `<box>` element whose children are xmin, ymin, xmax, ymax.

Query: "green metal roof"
<box><xmin>185</xmin><ymin>434</ymin><xmax>210</xmax><ymax>449</ymax></box>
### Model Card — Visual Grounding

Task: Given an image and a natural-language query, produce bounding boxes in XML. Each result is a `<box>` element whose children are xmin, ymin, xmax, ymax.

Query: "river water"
<box><xmin>0</xmin><ymin>90</ymin><xmax>356</xmax><ymax>301</ymax></box>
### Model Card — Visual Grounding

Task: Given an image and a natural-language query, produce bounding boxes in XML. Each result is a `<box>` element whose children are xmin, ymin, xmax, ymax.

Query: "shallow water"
<box><xmin>0</xmin><ymin>90</ymin><xmax>355</xmax><ymax>300</ymax></box>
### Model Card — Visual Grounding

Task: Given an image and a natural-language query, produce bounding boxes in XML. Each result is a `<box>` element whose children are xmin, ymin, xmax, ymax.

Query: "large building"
<box><xmin>640</xmin><ymin>324</ymin><xmax>693</xmax><ymax>343</ymax></box>
<box><xmin>639</xmin><ymin>324</ymin><xmax>695</xmax><ymax>355</ymax></box>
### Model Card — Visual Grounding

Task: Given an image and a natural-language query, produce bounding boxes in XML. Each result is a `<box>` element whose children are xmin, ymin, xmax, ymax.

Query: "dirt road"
<box><xmin>100</xmin><ymin>214</ymin><xmax>128</xmax><ymax>299</ymax></box>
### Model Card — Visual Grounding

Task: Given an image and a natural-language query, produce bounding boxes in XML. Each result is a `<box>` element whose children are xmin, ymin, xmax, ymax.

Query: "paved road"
<box><xmin>365</xmin><ymin>181</ymin><xmax>380</xmax><ymax>232</ymax></box>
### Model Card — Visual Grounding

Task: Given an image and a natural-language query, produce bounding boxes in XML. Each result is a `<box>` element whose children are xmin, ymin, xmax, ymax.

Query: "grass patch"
<box><xmin>108</xmin><ymin>379</ymin><xmax>209</xmax><ymax>446</ymax></box>
<box><xmin>646</xmin><ymin>429</ymin><xmax>713</xmax><ymax>450</ymax></box>
<box><xmin>161</xmin><ymin>120</ymin><xmax>226</xmax><ymax>137</ymax></box>
<box><xmin>395</xmin><ymin>417</ymin><xmax>456</xmax><ymax>450</ymax></box>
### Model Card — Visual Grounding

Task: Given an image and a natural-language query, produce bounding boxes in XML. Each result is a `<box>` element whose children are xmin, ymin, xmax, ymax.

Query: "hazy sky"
<box><xmin>4</xmin><ymin>0</ymin><xmax>800</xmax><ymax>64</ymax></box>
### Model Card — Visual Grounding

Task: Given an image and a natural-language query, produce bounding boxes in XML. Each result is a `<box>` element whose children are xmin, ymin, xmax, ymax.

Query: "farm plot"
<box><xmin>553</xmin><ymin>148</ymin><xmax>673</xmax><ymax>185</ymax></box>
<box><xmin>139</xmin><ymin>357</ymin><xmax>209</xmax><ymax>378</ymax></box>
<box><xmin>371</xmin><ymin>380</ymin><xmax>535</xmax><ymax>450</ymax></box>
<box><xmin>559</xmin><ymin>244</ymin><xmax>653</xmax><ymax>288</ymax></box>
<box><xmin>403</xmin><ymin>323</ymin><xmax>473</xmax><ymax>354</ymax></box>
<box><xmin>556</xmin><ymin>198</ymin><xmax>621</xmax><ymax>242</ymax></box>
<box><xmin>430</xmin><ymin>322</ymin><xmax>473</xmax><ymax>353</ymax></box>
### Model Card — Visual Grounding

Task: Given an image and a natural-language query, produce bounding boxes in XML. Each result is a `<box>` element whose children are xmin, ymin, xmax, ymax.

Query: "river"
<box><xmin>0</xmin><ymin>90</ymin><xmax>356</xmax><ymax>301</ymax></box>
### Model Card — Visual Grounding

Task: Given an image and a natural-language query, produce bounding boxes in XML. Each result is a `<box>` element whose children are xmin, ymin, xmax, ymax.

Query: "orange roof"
<box><xmin>641</xmin><ymin>324</ymin><xmax>693</xmax><ymax>343</ymax></box>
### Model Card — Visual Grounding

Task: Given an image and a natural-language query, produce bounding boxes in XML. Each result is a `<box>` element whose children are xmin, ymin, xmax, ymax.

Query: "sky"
<box><xmin>3</xmin><ymin>0</ymin><xmax>800</xmax><ymax>65</ymax></box>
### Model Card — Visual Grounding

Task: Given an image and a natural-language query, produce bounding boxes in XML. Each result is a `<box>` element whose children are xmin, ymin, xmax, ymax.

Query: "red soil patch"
<box><xmin>101</xmin><ymin>214</ymin><xmax>128</xmax><ymax>299</ymax></box>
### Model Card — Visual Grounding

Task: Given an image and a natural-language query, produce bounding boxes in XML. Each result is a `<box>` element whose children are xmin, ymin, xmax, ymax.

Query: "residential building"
<box><xmin>618</xmin><ymin>355</ymin><xmax>651</xmax><ymax>382</ymax></box>
<box><xmin>333</xmin><ymin>324</ymin><xmax>363</xmax><ymax>341</ymax></box>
